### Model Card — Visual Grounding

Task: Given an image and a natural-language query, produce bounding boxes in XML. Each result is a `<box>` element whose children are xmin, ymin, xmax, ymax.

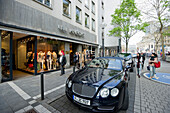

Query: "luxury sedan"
<box><xmin>65</xmin><ymin>57</ymin><xmax>129</xmax><ymax>112</ymax></box>
<box><xmin>116</xmin><ymin>53</ymin><xmax>134</xmax><ymax>72</ymax></box>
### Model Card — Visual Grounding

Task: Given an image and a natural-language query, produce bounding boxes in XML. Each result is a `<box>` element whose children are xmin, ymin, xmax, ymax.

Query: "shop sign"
<box><xmin>58</xmin><ymin>25</ymin><xmax>84</xmax><ymax>38</ymax></box>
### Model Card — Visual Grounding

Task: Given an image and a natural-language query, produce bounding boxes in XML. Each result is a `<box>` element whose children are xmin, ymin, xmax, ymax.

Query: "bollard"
<box><xmin>41</xmin><ymin>73</ymin><xmax>44</xmax><ymax>100</ymax></box>
<box><xmin>73</xmin><ymin>66</ymin><xmax>75</xmax><ymax>73</ymax></box>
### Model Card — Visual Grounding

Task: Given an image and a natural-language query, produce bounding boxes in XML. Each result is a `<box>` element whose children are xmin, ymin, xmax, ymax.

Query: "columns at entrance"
<box><xmin>65</xmin><ymin>42</ymin><xmax>70</xmax><ymax>68</ymax></box>
<box><xmin>0</xmin><ymin>30</ymin><xmax>2</xmax><ymax>83</ymax></box>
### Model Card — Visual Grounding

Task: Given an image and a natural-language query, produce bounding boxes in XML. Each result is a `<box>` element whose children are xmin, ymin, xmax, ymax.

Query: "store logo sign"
<box><xmin>58</xmin><ymin>25</ymin><xmax>84</xmax><ymax>38</ymax></box>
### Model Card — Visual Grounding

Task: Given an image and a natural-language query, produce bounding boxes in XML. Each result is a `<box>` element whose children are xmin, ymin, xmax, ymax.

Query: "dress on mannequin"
<box><xmin>47</xmin><ymin>51</ymin><xmax>52</xmax><ymax>70</ymax></box>
<box><xmin>38</xmin><ymin>51</ymin><xmax>45</xmax><ymax>70</ymax></box>
<box><xmin>52</xmin><ymin>51</ymin><xmax>57</xmax><ymax>69</ymax></box>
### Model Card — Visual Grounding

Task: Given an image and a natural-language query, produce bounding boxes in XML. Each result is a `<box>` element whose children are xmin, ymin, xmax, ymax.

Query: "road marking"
<box><xmin>33</xmin><ymin>84</ymin><xmax>65</xmax><ymax>99</ymax></box>
<box><xmin>34</xmin><ymin>105</ymin><xmax>51</xmax><ymax>113</ymax></box>
<box><xmin>8</xmin><ymin>82</ymin><xmax>31</xmax><ymax>100</ymax></box>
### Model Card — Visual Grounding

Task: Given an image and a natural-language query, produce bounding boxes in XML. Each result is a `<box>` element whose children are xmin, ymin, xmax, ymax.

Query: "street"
<box><xmin>0</xmin><ymin>58</ymin><xmax>170</xmax><ymax>113</ymax></box>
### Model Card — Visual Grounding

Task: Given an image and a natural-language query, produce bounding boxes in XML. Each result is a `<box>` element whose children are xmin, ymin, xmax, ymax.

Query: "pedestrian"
<box><xmin>58</xmin><ymin>50</ymin><xmax>67</xmax><ymax>76</ymax></box>
<box><xmin>148</xmin><ymin>53</ymin><xmax>158</xmax><ymax>79</ymax></box>
<box><xmin>141</xmin><ymin>52</ymin><xmax>145</xmax><ymax>69</ymax></box>
<box><xmin>73</xmin><ymin>52</ymin><xmax>77</xmax><ymax>66</ymax></box>
<box><xmin>76</xmin><ymin>52</ymin><xmax>80</xmax><ymax>69</ymax></box>
<box><xmin>82</xmin><ymin>51</ymin><xmax>86</xmax><ymax>68</ymax></box>
<box><xmin>136</xmin><ymin>53</ymin><xmax>141</xmax><ymax>78</ymax></box>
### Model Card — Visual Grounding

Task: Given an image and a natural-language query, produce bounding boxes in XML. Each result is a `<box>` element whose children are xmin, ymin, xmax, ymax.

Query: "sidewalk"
<box><xmin>0</xmin><ymin>68</ymin><xmax>74</xmax><ymax>113</ymax></box>
<box><xmin>133</xmin><ymin>58</ymin><xmax>170</xmax><ymax>113</ymax></box>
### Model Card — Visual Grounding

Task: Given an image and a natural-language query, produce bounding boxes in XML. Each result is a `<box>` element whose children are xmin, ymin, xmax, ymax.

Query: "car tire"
<box><xmin>130</xmin><ymin>67</ymin><xmax>133</xmax><ymax>72</ymax></box>
<box><xmin>121</xmin><ymin>88</ymin><xmax>129</xmax><ymax>110</ymax></box>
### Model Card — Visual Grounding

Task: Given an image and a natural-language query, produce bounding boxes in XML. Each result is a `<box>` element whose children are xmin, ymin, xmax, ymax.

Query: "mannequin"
<box><xmin>52</xmin><ymin>51</ymin><xmax>57</xmax><ymax>69</ymax></box>
<box><xmin>38</xmin><ymin>51</ymin><xmax>45</xmax><ymax>70</ymax></box>
<box><xmin>47</xmin><ymin>51</ymin><xmax>52</xmax><ymax>70</ymax></box>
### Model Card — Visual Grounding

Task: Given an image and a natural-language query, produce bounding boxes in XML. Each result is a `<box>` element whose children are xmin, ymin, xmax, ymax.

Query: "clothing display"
<box><xmin>52</xmin><ymin>51</ymin><xmax>57</xmax><ymax>69</ymax></box>
<box><xmin>46</xmin><ymin>51</ymin><xmax>52</xmax><ymax>70</ymax></box>
<box><xmin>37</xmin><ymin>51</ymin><xmax>45</xmax><ymax>70</ymax></box>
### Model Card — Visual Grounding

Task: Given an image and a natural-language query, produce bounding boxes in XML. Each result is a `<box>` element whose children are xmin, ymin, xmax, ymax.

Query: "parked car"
<box><xmin>116</xmin><ymin>53</ymin><xmax>134</xmax><ymax>72</ymax></box>
<box><xmin>65</xmin><ymin>57</ymin><xmax>130</xmax><ymax>112</ymax></box>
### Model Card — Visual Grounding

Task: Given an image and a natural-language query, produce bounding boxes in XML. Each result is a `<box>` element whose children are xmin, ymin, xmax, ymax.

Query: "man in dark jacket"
<box><xmin>141</xmin><ymin>52</ymin><xmax>145</xmax><ymax>69</ymax></box>
<box><xmin>59</xmin><ymin>50</ymin><xmax>67</xmax><ymax>76</ymax></box>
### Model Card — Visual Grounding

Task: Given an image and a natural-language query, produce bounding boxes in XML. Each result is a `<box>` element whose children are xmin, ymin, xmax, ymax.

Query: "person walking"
<box><xmin>73</xmin><ymin>52</ymin><xmax>77</xmax><ymax>66</ymax></box>
<box><xmin>149</xmin><ymin>53</ymin><xmax>158</xmax><ymax>79</ymax></box>
<box><xmin>136</xmin><ymin>53</ymin><xmax>141</xmax><ymax>78</ymax></box>
<box><xmin>81</xmin><ymin>51</ymin><xmax>86</xmax><ymax>68</ymax></box>
<box><xmin>141</xmin><ymin>52</ymin><xmax>145</xmax><ymax>69</ymax></box>
<box><xmin>59</xmin><ymin>50</ymin><xmax>67</xmax><ymax>76</ymax></box>
<box><xmin>76</xmin><ymin>52</ymin><xmax>80</xmax><ymax>69</ymax></box>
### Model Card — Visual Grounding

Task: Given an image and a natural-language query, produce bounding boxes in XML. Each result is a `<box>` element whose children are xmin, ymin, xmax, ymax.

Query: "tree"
<box><xmin>142</xmin><ymin>0</ymin><xmax>170</xmax><ymax>60</ymax></box>
<box><xmin>109</xmin><ymin>0</ymin><xmax>149</xmax><ymax>53</ymax></box>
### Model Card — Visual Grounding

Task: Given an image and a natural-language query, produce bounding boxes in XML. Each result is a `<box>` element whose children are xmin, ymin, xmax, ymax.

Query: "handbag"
<box><xmin>147</xmin><ymin>65</ymin><xmax>150</xmax><ymax>70</ymax></box>
<box><xmin>154</xmin><ymin>61</ymin><xmax>160</xmax><ymax>68</ymax></box>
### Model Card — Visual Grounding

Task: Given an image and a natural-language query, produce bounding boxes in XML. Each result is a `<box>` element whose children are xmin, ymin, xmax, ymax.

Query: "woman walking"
<box><xmin>136</xmin><ymin>53</ymin><xmax>141</xmax><ymax>78</ymax></box>
<box><xmin>148</xmin><ymin>53</ymin><xmax>158</xmax><ymax>79</ymax></box>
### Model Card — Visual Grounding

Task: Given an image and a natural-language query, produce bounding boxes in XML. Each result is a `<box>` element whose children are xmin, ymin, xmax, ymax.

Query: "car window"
<box><xmin>88</xmin><ymin>58</ymin><xmax>122</xmax><ymax>70</ymax></box>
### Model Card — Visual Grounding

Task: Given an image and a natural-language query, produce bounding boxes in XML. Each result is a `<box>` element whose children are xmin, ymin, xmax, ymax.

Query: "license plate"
<box><xmin>73</xmin><ymin>95</ymin><xmax>90</xmax><ymax>105</ymax></box>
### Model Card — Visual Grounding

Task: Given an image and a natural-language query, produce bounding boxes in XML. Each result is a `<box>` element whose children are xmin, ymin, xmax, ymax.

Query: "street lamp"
<box><xmin>100</xmin><ymin>23</ymin><xmax>107</xmax><ymax>57</ymax></box>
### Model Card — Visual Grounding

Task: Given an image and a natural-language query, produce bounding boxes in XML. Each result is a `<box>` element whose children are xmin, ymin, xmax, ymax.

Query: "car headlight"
<box><xmin>100</xmin><ymin>88</ymin><xmax>109</xmax><ymax>98</ymax></box>
<box><xmin>68</xmin><ymin>80</ymin><xmax>72</xmax><ymax>88</ymax></box>
<box><xmin>111</xmin><ymin>88</ymin><xmax>119</xmax><ymax>97</ymax></box>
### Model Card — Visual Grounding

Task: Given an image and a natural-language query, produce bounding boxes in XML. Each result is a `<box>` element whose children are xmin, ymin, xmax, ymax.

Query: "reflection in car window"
<box><xmin>88</xmin><ymin>58</ymin><xmax>122</xmax><ymax>70</ymax></box>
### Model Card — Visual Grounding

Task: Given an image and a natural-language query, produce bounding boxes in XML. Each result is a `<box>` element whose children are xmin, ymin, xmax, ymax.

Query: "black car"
<box><xmin>116</xmin><ymin>53</ymin><xmax>134</xmax><ymax>72</ymax></box>
<box><xmin>65</xmin><ymin>57</ymin><xmax>130</xmax><ymax>112</ymax></box>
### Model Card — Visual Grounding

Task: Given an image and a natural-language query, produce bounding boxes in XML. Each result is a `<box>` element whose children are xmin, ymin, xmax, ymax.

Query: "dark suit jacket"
<box><xmin>59</xmin><ymin>55</ymin><xmax>67</xmax><ymax>66</ymax></box>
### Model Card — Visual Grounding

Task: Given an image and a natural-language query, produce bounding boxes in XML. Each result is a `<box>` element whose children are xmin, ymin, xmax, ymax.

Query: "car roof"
<box><xmin>95</xmin><ymin>56</ymin><xmax>124</xmax><ymax>60</ymax></box>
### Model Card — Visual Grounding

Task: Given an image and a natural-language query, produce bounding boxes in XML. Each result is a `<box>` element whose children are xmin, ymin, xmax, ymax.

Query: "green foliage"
<box><xmin>109</xmin><ymin>0</ymin><xmax>149</xmax><ymax>52</ymax></box>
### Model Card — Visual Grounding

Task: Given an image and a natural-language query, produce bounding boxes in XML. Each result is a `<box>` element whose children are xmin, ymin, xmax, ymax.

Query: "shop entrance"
<box><xmin>69</xmin><ymin>43</ymin><xmax>79</xmax><ymax>65</ymax></box>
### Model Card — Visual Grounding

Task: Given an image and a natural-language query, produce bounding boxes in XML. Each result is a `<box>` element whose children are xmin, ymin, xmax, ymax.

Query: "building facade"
<box><xmin>97</xmin><ymin>0</ymin><xmax>120</xmax><ymax>57</ymax></box>
<box><xmin>103</xmin><ymin>0</ymin><xmax>120</xmax><ymax>56</ymax></box>
<box><xmin>0</xmin><ymin>0</ymin><xmax>98</xmax><ymax>81</ymax></box>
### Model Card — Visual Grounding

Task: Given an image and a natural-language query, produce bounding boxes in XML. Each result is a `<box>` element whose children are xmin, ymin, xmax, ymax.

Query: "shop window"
<box><xmin>1</xmin><ymin>31</ymin><xmax>10</xmax><ymax>79</ymax></box>
<box><xmin>17</xmin><ymin>37</ymin><xmax>35</xmax><ymax>73</ymax></box>
<box><xmin>63</xmin><ymin>0</ymin><xmax>71</xmax><ymax>17</ymax></box>
<box><xmin>91</xmin><ymin>1</ymin><xmax>95</xmax><ymax>14</ymax></box>
<box><xmin>76</xmin><ymin>7</ymin><xmax>82</xmax><ymax>23</ymax></box>
<box><xmin>37</xmin><ymin>37</ymin><xmax>65</xmax><ymax>73</ymax></box>
<box><xmin>85</xmin><ymin>0</ymin><xmax>89</xmax><ymax>9</ymax></box>
<box><xmin>85</xmin><ymin>13</ymin><xmax>89</xmax><ymax>28</ymax></box>
<box><xmin>92</xmin><ymin>18</ymin><xmax>95</xmax><ymax>31</ymax></box>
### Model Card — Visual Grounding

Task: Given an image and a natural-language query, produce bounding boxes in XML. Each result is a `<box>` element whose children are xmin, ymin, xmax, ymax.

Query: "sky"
<box><xmin>128</xmin><ymin>0</ymin><xmax>149</xmax><ymax>46</ymax></box>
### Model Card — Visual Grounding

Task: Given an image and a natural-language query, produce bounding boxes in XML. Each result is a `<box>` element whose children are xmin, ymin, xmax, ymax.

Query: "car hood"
<box><xmin>72</xmin><ymin>67</ymin><xmax>122</xmax><ymax>87</ymax></box>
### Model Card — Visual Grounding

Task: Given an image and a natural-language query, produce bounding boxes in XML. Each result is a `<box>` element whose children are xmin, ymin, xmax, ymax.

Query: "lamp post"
<box><xmin>100</xmin><ymin>23</ymin><xmax>107</xmax><ymax>57</ymax></box>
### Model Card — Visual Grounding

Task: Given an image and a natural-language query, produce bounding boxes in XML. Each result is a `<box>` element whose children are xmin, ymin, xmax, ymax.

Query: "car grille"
<box><xmin>72</xmin><ymin>83</ymin><xmax>96</xmax><ymax>98</ymax></box>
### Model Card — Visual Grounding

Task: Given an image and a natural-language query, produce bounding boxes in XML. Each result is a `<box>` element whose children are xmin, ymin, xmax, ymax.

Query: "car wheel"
<box><xmin>121</xmin><ymin>88</ymin><xmax>129</xmax><ymax>110</ymax></box>
<box><xmin>130</xmin><ymin>67</ymin><xmax>133</xmax><ymax>72</ymax></box>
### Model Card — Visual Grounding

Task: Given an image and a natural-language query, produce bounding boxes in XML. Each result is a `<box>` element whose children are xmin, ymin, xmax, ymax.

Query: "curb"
<box><xmin>143</xmin><ymin>73</ymin><xmax>170</xmax><ymax>86</ymax></box>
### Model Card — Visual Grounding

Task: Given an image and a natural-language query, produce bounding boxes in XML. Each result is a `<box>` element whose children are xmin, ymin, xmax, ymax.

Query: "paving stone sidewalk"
<box><xmin>134</xmin><ymin>58</ymin><xmax>170</xmax><ymax>113</ymax></box>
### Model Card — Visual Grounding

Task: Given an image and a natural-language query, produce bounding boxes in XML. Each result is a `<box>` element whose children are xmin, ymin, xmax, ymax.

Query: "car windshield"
<box><xmin>87</xmin><ymin>58</ymin><xmax>122</xmax><ymax>70</ymax></box>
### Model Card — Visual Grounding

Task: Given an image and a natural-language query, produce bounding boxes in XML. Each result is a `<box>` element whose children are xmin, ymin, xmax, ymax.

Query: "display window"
<box><xmin>1</xmin><ymin>31</ymin><xmax>10</xmax><ymax>79</ymax></box>
<box><xmin>17</xmin><ymin>36</ymin><xmax>35</xmax><ymax>73</ymax></box>
<box><xmin>37</xmin><ymin>37</ymin><xmax>65</xmax><ymax>72</ymax></box>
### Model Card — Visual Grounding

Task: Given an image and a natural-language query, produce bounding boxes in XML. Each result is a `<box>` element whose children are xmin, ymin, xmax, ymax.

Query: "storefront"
<box><xmin>0</xmin><ymin>30</ymin><xmax>97</xmax><ymax>82</ymax></box>
<box><xmin>0</xmin><ymin>0</ymin><xmax>98</xmax><ymax>82</ymax></box>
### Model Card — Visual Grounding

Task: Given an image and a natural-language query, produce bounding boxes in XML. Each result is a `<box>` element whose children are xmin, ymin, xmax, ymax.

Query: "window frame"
<box><xmin>33</xmin><ymin>0</ymin><xmax>52</xmax><ymax>9</ymax></box>
<box><xmin>92</xmin><ymin>18</ymin><xmax>95</xmax><ymax>31</ymax></box>
<box><xmin>85</xmin><ymin>13</ymin><xmax>89</xmax><ymax>28</ymax></box>
<box><xmin>63</xmin><ymin>0</ymin><xmax>71</xmax><ymax>18</ymax></box>
<box><xmin>76</xmin><ymin>7</ymin><xmax>82</xmax><ymax>24</ymax></box>
<box><xmin>91</xmin><ymin>1</ymin><xmax>95</xmax><ymax>14</ymax></box>
<box><xmin>85</xmin><ymin>0</ymin><xmax>89</xmax><ymax>9</ymax></box>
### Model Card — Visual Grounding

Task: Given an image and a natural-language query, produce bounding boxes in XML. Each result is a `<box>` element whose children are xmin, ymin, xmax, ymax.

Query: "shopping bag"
<box><xmin>154</xmin><ymin>61</ymin><xmax>160</xmax><ymax>68</ymax></box>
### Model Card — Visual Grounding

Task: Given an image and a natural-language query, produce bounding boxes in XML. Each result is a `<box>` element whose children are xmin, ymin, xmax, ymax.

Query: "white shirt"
<box><xmin>60</xmin><ymin>56</ymin><xmax>63</xmax><ymax>63</ymax></box>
